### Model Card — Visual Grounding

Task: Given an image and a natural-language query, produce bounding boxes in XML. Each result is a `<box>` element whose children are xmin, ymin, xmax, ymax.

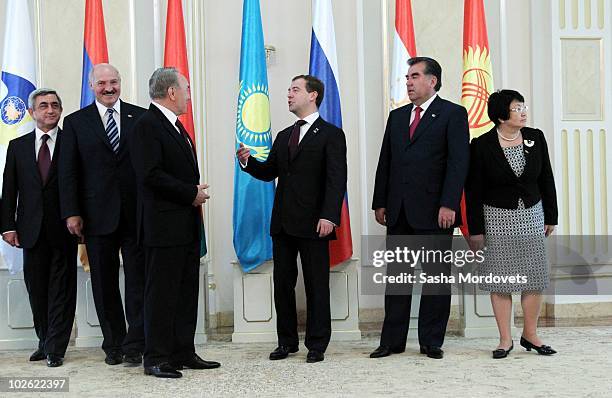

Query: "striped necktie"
<box><xmin>106</xmin><ymin>108</ymin><xmax>119</xmax><ymax>153</ymax></box>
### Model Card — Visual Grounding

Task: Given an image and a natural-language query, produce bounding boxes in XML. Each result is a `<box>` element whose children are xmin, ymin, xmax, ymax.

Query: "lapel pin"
<box><xmin>127</xmin><ymin>114</ymin><xmax>133</xmax><ymax>118</ymax></box>
<box><xmin>524</xmin><ymin>139</ymin><xmax>534</xmax><ymax>147</ymax></box>
<box><xmin>313</xmin><ymin>127</ymin><xmax>319</xmax><ymax>134</ymax></box>
<box><xmin>431</xmin><ymin>113</ymin><xmax>437</xmax><ymax>118</ymax></box>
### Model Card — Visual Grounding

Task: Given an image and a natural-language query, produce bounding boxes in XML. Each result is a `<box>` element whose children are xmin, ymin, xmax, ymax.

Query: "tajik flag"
<box><xmin>390</xmin><ymin>0</ymin><xmax>417</xmax><ymax>109</ymax></box>
<box><xmin>459</xmin><ymin>0</ymin><xmax>495</xmax><ymax>236</ymax></box>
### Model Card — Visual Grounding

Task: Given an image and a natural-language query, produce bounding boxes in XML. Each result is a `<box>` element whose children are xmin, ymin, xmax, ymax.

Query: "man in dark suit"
<box><xmin>236</xmin><ymin>75</ymin><xmax>347</xmax><ymax>363</ymax></box>
<box><xmin>58</xmin><ymin>64</ymin><xmax>146</xmax><ymax>366</ymax></box>
<box><xmin>370</xmin><ymin>57</ymin><xmax>470</xmax><ymax>359</ymax></box>
<box><xmin>1</xmin><ymin>88</ymin><xmax>77</xmax><ymax>367</ymax></box>
<box><xmin>131</xmin><ymin>67</ymin><xmax>220</xmax><ymax>378</ymax></box>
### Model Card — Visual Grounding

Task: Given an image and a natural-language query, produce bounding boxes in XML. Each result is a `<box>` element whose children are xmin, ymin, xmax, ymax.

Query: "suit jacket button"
<box><xmin>287</xmin><ymin>172</ymin><xmax>291</xmax><ymax>176</ymax></box>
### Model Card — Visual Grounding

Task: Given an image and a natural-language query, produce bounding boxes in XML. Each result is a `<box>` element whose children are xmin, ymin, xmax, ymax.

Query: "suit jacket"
<box><xmin>243</xmin><ymin>116</ymin><xmax>347</xmax><ymax>240</ymax></box>
<box><xmin>130</xmin><ymin>104</ymin><xmax>200</xmax><ymax>247</ymax></box>
<box><xmin>466</xmin><ymin>126</ymin><xmax>558</xmax><ymax>235</ymax></box>
<box><xmin>372</xmin><ymin>95</ymin><xmax>470</xmax><ymax>230</ymax></box>
<box><xmin>1</xmin><ymin>129</ymin><xmax>72</xmax><ymax>248</ymax></box>
<box><xmin>58</xmin><ymin>100</ymin><xmax>146</xmax><ymax>236</ymax></box>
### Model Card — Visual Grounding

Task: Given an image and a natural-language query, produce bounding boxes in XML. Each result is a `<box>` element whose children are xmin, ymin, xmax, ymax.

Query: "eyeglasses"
<box><xmin>510</xmin><ymin>104</ymin><xmax>528</xmax><ymax>113</ymax></box>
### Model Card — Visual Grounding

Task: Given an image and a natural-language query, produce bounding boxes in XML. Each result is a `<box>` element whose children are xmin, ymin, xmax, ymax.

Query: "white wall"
<box><xmin>1</xmin><ymin>0</ymin><xmax>608</xmax><ymax>318</ymax></box>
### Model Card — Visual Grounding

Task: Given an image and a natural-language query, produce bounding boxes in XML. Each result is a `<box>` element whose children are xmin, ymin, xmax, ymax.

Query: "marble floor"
<box><xmin>1</xmin><ymin>325</ymin><xmax>611</xmax><ymax>397</ymax></box>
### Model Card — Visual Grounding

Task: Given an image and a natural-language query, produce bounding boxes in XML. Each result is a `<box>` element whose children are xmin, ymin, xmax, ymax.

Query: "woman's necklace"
<box><xmin>497</xmin><ymin>128</ymin><xmax>520</xmax><ymax>142</ymax></box>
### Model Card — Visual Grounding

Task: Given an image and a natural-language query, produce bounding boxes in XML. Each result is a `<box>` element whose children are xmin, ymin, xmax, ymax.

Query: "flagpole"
<box><xmin>381</xmin><ymin>0</ymin><xmax>391</xmax><ymax>120</ymax></box>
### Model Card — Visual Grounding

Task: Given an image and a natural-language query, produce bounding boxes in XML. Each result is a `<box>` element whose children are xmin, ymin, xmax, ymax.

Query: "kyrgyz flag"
<box><xmin>460</xmin><ymin>0</ymin><xmax>495</xmax><ymax>236</ymax></box>
<box><xmin>390</xmin><ymin>0</ymin><xmax>417</xmax><ymax>109</ymax></box>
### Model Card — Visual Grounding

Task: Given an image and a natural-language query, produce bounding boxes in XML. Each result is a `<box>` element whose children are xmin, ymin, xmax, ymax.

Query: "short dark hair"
<box><xmin>408</xmin><ymin>57</ymin><xmax>442</xmax><ymax>91</ymax></box>
<box><xmin>292</xmin><ymin>74</ymin><xmax>325</xmax><ymax>107</ymax></box>
<box><xmin>487</xmin><ymin>89</ymin><xmax>525</xmax><ymax>126</ymax></box>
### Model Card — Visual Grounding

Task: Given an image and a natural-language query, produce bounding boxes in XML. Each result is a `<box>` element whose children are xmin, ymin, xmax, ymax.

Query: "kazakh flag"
<box><xmin>0</xmin><ymin>0</ymin><xmax>37</xmax><ymax>274</ymax></box>
<box><xmin>232</xmin><ymin>0</ymin><xmax>275</xmax><ymax>272</ymax></box>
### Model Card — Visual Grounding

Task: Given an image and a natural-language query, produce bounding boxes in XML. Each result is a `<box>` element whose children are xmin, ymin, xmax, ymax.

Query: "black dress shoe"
<box><xmin>171</xmin><ymin>354</ymin><xmax>221</xmax><ymax>370</ymax></box>
<box><xmin>105</xmin><ymin>351</ymin><xmax>123</xmax><ymax>365</ymax></box>
<box><xmin>47</xmin><ymin>354</ymin><xmax>63</xmax><ymax>367</ymax></box>
<box><xmin>144</xmin><ymin>363</ymin><xmax>182</xmax><ymax>378</ymax></box>
<box><xmin>492</xmin><ymin>342</ymin><xmax>514</xmax><ymax>359</ymax></box>
<box><xmin>123</xmin><ymin>352</ymin><xmax>142</xmax><ymax>365</ymax></box>
<box><xmin>306</xmin><ymin>350</ymin><xmax>324</xmax><ymax>363</ymax></box>
<box><xmin>30</xmin><ymin>349</ymin><xmax>46</xmax><ymax>361</ymax></box>
<box><xmin>520</xmin><ymin>337</ymin><xmax>557</xmax><ymax>355</ymax></box>
<box><xmin>269</xmin><ymin>345</ymin><xmax>299</xmax><ymax>360</ymax></box>
<box><xmin>370</xmin><ymin>346</ymin><xmax>391</xmax><ymax>358</ymax></box>
<box><xmin>420</xmin><ymin>345</ymin><xmax>444</xmax><ymax>359</ymax></box>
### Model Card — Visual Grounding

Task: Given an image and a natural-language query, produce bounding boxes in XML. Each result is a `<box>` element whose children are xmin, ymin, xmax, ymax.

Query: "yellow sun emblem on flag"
<box><xmin>461</xmin><ymin>45</ymin><xmax>494</xmax><ymax>138</ymax></box>
<box><xmin>237</xmin><ymin>82</ymin><xmax>272</xmax><ymax>160</ymax></box>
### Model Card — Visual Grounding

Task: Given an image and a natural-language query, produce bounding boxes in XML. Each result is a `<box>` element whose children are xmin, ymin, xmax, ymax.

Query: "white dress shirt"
<box><xmin>410</xmin><ymin>93</ymin><xmax>437</xmax><ymax>124</ymax></box>
<box><xmin>35</xmin><ymin>126</ymin><xmax>58</xmax><ymax>159</ymax></box>
<box><xmin>95</xmin><ymin>100</ymin><xmax>121</xmax><ymax>137</ymax></box>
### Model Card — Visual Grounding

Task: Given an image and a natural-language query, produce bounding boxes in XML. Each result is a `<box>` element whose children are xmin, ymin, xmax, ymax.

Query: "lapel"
<box><xmin>46</xmin><ymin>127</ymin><xmax>61</xmax><ymax>183</ymax></box>
<box><xmin>520</xmin><ymin>128</ymin><xmax>536</xmax><ymax>179</ymax></box>
<box><xmin>83</xmin><ymin>102</ymin><xmax>115</xmax><ymax>153</ymax></box>
<box><xmin>150</xmin><ymin>104</ymin><xmax>198</xmax><ymax>174</ymax></box>
<box><xmin>483</xmin><ymin>127</ymin><xmax>521</xmax><ymax>180</ymax></box>
<box><xmin>119</xmin><ymin>100</ymin><xmax>136</xmax><ymax>156</ymax></box>
<box><xmin>24</xmin><ymin>131</ymin><xmax>42</xmax><ymax>186</ymax></box>
<box><xmin>293</xmin><ymin>117</ymin><xmax>323</xmax><ymax>160</ymax></box>
<box><xmin>408</xmin><ymin>95</ymin><xmax>443</xmax><ymax>146</ymax></box>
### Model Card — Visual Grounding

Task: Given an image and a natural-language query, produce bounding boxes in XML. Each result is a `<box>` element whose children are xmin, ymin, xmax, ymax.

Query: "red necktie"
<box><xmin>409</xmin><ymin>106</ymin><xmax>422</xmax><ymax>139</ymax></box>
<box><xmin>38</xmin><ymin>134</ymin><xmax>51</xmax><ymax>184</ymax></box>
<box><xmin>288</xmin><ymin>119</ymin><xmax>307</xmax><ymax>159</ymax></box>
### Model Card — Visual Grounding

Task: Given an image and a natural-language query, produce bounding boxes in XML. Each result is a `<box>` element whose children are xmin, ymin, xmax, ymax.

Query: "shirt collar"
<box><xmin>301</xmin><ymin>111</ymin><xmax>319</xmax><ymax>126</ymax></box>
<box><xmin>95</xmin><ymin>99</ymin><xmax>121</xmax><ymax>119</ymax></box>
<box><xmin>412</xmin><ymin>93</ymin><xmax>437</xmax><ymax>114</ymax></box>
<box><xmin>35</xmin><ymin>126</ymin><xmax>59</xmax><ymax>142</ymax></box>
<box><xmin>151</xmin><ymin>101</ymin><xmax>179</xmax><ymax>127</ymax></box>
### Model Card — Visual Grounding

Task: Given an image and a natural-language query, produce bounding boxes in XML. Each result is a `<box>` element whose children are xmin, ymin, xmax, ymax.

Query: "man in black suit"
<box><xmin>58</xmin><ymin>63</ymin><xmax>146</xmax><ymax>366</ymax></box>
<box><xmin>131</xmin><ymin>67</ymin><xmax>220</xmax><ymax>378</ymax></box>
<box><xmin>370</xmin><ymin>57</ymin><xmax>470</xmax><ymax>359</ymax></box>
<box><xmin>1</xmin><ymin>88</ymin><xmax>77</xmax><ymax>367</ymax></box>
<box><xmin>237</xmin><ymin>75</ymin><xmax>347</xmax><ymax>363</ymax></box>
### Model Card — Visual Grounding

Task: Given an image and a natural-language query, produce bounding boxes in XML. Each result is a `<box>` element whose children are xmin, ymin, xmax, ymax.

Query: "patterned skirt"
<box><xmin>478</xmin><ymin>200</ymin><xmax>549</xmax><ymax>293</ymax></box>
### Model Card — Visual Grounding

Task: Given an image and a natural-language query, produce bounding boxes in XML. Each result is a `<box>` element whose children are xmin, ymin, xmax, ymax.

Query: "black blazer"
<box><xmin>58</xmin><ymin>100</ymin><xmax>146</xmax><ymax>236</ymax></box>
<box><xmin>372</xmin><ymin>96</ymin><xmax>470</xmax><ymax>230</ymax></box>
<box><xmin>466</xmin><ymin>126</ymin><xmax>558</xmax><ymax>235</ymax></box>
<box><xmin>1</xmin><ymin>130</ymin><xmax>72</xmax><ymax>248</ymax></box>
<box><xmin>130</xmin><ymin>104</ymin><xmax>200</xmax><ymax>247</ymax></box>
<box><xmin>243</xmin><ymin>116</ymin><xmax>347</xmax><ymax>240</ymax></box>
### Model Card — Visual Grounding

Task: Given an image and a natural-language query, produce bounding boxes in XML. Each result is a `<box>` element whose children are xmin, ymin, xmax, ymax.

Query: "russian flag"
<box><xmin>80</xmin><ymin>0</ymin><xmax>108</xmax><ymax>108</ymax></box>
<box><xmin>309</xmin><ymin>0</ymin><xmax>353</xmax><ymax>267</ymax></box>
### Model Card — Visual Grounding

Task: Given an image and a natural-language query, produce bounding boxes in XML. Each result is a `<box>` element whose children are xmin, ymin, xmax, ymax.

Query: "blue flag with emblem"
<box><xmin>0</xmin><ymin>0</ymin><xmax>37</xmax><ymax>274</ymax></box>
<box><xmin>233</xmin><ymin>0</ymin><xmax>275</xmax><ymax>272</ymax></box>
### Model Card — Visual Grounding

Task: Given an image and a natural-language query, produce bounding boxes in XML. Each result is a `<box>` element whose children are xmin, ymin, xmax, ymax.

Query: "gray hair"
<box><xmin>88</xmin><ymin>63</ymin><xmax>121</xmax><ymax>85</ymax></box>
<box><xmin>148</xmin><ymin>67</ymin><xmax>180</xmax><ymax>99</ymax></box>
<box><xmin>28</xmin><ymin>88</ymin><xmax>63</xmax><ymax>109</ymax></box>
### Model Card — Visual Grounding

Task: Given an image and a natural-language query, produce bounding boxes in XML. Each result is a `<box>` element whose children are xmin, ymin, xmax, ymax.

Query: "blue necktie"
<box><xmin>106</xmin><ymin>108</ymin><xmax>119</xmax><ymax>153</ymax></box>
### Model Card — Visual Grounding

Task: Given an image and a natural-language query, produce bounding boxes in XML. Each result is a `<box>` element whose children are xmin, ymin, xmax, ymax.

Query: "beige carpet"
<box><xmin>0</xmin><ymin>327</ymin><xmax>611</xmax><ymax>397</ymax></box>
